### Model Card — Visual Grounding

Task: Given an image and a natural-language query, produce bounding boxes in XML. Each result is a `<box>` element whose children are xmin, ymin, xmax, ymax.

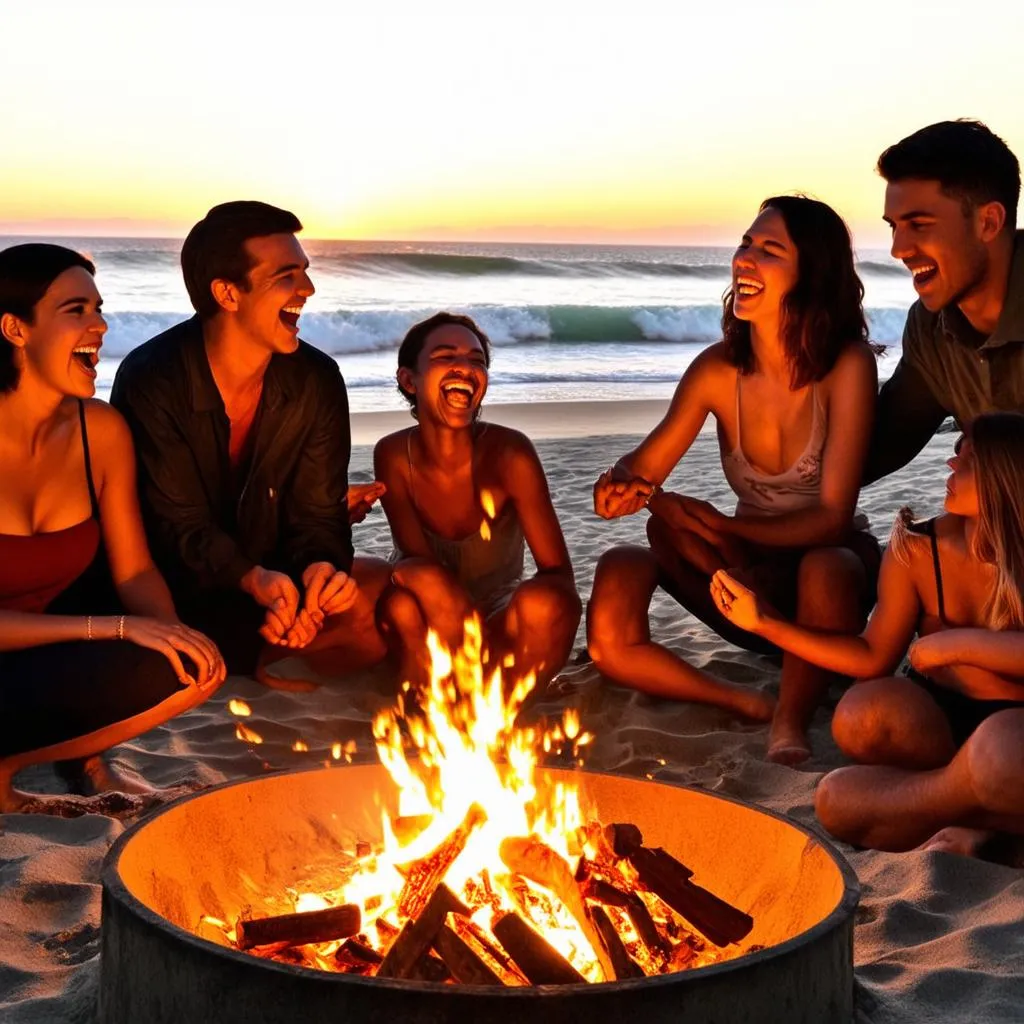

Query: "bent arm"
<box><xmin>922</xmin><ymin>629</ymin><xmax>1024</xmax><ymax>680</ymax></box>
<box><xmin>110</xmin><ymin>373</ymin><xmax>255</xmax><ymax>590</ymax></box>
<box><xmin>863</xmin><ymin>355</ymin><xmax>948</xmax><ymax>486</ymax></box>
<box><xmin>0</xmin><ymin>611</ymin><xmax>128</xmax><ymax>652</ymax></box>
<box><xmin>756</xmin><ymin>548</ymin><xmax>920</xmax><ymax>678</ymax></box>
<box><xmin>723</xmin><ymin>344</ymin><xmax>877</xmax><ymax>548</ymax></box>
<box><xmin>506</xmin><ymin>435</ymin><xmax>574</xmax><ymax>579</ymax></box>
<box><xmin>280</xmin><ymin>366</ymin><xmax>354</xmax><ymax>579</ymax></box>
<box><xmin>614</xmin><ymin>349</ymin><xmax>717</xmax><ymax>484</ymax></box>
<box><xmin>88</xmin><ymin>402</ymin><xmax>178</xmax><ymax>621</ymax></box>
<box><xmin>374</xmin><ymin>435</ymin><xmax>433</xmax><ymax>559</ymax></box>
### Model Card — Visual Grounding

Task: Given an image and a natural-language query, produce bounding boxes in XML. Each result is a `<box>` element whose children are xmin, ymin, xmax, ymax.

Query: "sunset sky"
<box><xmin>3</xmin><ymin>1</ymin><xmax>1022</xmax><ymax>246</ymax></box>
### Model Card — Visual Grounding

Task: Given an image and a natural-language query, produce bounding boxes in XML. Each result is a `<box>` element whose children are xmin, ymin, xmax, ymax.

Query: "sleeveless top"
<box><xmin>0</xmin><ymin>401</ymin><xmax>102</xmax><ymax>613</ymax></box>
<box><xmin>393</xmin><ymin>431</ymin><xmax>525</xmax><ymax>616</ymax></box>
<box><xmin>720</xmin><ymin>375</ymin><xmax>868</xmax><ymax>529</ymax></box>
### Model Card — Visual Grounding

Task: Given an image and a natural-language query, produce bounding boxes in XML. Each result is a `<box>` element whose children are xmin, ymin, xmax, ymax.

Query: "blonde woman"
<box><xmin>713</xmin><ymin>412</ymin><xmax>1024</xmax><ymax>857</ymax></box>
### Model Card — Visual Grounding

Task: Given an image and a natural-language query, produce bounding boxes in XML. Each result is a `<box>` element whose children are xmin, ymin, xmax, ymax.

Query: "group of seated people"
<box><xmin>2</xmin><ymin>119</ymin><xmax>1022</xmax><ymax>865</ymax></box>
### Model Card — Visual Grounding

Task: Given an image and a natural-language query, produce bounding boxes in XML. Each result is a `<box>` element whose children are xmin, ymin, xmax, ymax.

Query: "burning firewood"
<box><xmin>589</xmin><ymin>905</ymin><xmax>643</xmax><ymax>979</ymax></box>
<box><xmin>499</xmin><ymin>836</ymin><xmax>617</xmax><ymax>981</ymax></box>
<box><xmin>450</xmin><ymin>915</ymin><xmax>529</xmax><ymax>986</ymax></box>
<box><xmin>377</xmin><ymin>883</ymin><xmax>466</xmax><ymax>980</ymax></box>
<box><xmin>580</xmin><ymin>874</ymin><xmax>669</xmax><ymax>958</ymax></box>
<box><xmin>628</xmin><ymin>846</ymin><xmax>753</xmax><ymax>948</ymax></box>
<box><xmin>235</xmin><ymin>903</ymin><xmax>361</xmax><ymax>951</ymax></box>
<box><xmin>491</xmin><ymin>911</ymin><xmax>586</xmax><ymax>985</ymax></box>
<box><xmin>433</xmin><ymin>924</ymin><xmax>505</xmax><ymax>985</ymax></box>
<box><xmin>396</xmin><ymin>803</ymin><xmax>487</xmax><ymax>920</ymax></box>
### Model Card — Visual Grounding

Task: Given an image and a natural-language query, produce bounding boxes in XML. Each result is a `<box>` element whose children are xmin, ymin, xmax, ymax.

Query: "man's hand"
<box><xmin>593</xmin><ymin>466</ymin><xmax>655</xmax><ymax>519</ymax></box>
<box><xmin>241</xmin><ymin>566</ymin><xmax>312</xmax><ymax>646</ymax></box>
<box><xmin>303</xmin><ymin>561</ymin><xmax>359</xmax><ymax>617</ymax></box>
<box><xmin>348</xmin><ymin>481</ymin><xmax>386</xmax><ymax>525</ymax></box>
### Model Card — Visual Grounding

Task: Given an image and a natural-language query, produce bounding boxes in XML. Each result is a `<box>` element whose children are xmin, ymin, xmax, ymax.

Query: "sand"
<box><xmin>2</xmin><ymin>404</ymin><xmax>1022</xmax><ymax>1023</ymax></box>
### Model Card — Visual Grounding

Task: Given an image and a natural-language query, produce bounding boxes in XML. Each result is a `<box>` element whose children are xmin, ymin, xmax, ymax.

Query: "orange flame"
<box><xmin>228</xmin><ymin>699</ymin><xmax>252</xmax><ymax>717</ymax></box>
<box><xmin>235</xmin><ymin>723</ymin><xmax>263</xmax><ymax>744</ymax></box>
<box><xmin>292</xmin><ymin>739</ymin><xmax>309</xmax><ymax>752</ymax></box>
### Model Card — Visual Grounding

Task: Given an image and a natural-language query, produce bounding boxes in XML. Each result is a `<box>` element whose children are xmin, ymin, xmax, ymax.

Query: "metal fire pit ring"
<box><xmin>99</xmin><ymin>764</ymin><xmax>859</xmax><ymax>1023</ymax></box>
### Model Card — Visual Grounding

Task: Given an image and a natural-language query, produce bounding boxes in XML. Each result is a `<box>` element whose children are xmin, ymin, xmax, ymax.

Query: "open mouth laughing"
<box><xmin>734</xmin><ymin>275</ymin><xmax>764</xmax><ymax>297</ymax></box>
<box><xmin>908</xmin><ymin>262</ymin><xmax>939</xmax><ymax>290</ymax></box>
<box><xmin>279</xmin><ymin>303</ymin><xmax>304</xmax><ymax>330</ymax></box>
<box><xmin>71</xmin><ymin>343</ymin><xmax>100</xmax><ymax>376</ymax></box>
<box><xmin>440</xmin><ymin>375</ymin><xmax>478</xmax><ymax>410</ymax></box>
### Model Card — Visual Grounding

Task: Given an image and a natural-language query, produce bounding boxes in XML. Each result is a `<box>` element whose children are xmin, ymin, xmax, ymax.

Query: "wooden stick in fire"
<box><xmin>491</xmin><ymin>911</ymin><xmax>586</xmax><ymax>985</ymax></box>
<box><xmin>499</xmin><ymin>836</ymin><xmax>615</xmax><ymax>981</ymax></box>
<box><xmin>604</xmin><ymin>822</ymin><xmax>753</xmax><ymax>947</ymax></box>
<box><xmin>433</xmin><ymin>924</ymin><xmax>505</xmax><ymax>985</ymax></box>
<box><xmin>588</xmin><ymin>905</ymin><xmax>644</xmax><ymax>979</ymax></box>
<box><xmin>580</xmin><ymin>873</ymin><xmax>669</xmax><ymax>958</ymax></box>
<box><xmin>236</xmin><ymin>903</ymin><xmax>362</xmax><ymax>951</ymax></box>
<box><xmin>377</xmin><ymin>883</ymin><xmax>467</xmax><ymax>980</ymax></box>
<box><xmin>396</xmin><ymin>802</ymin><xmax>487</xmax><ymax>920</ymax></box>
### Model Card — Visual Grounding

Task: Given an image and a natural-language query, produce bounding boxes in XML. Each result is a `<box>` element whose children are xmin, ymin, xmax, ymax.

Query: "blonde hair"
<box><xmin>970</xmin><ymin>413</ymin><xmax>1024</xmax><ymax>629</ymax></box>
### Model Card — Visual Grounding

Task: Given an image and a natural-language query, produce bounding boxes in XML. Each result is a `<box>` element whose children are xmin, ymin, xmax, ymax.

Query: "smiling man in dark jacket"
<box><xmin>112</xmin><ymin>201</ymin><xmax>386</xmax><ymax>675</ymax></box>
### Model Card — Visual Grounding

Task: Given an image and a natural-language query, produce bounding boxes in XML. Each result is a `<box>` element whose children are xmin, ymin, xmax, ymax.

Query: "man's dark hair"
<box><xmin>181</xmin><ymin>200</ymin><xmax>303</xmax><ymax>319</ymax></box>
<box><xmin>396</xmin><ymin>311</ymin><xmax>492</xmax><ymax>413</ymax></box>
<box><xmin>722</xmin><ymin>195</ymin><xmax>870</xmax><ymax>390</ymax></box>
<box><xmin>877</xmin><ymin>119</ymin><xmax>1020</xmax><ymax>229</ymax></box>
<box><xmin>0</xmin><ymin>243</ymin><xmax>96</xmax><ymax>394</ymax></box>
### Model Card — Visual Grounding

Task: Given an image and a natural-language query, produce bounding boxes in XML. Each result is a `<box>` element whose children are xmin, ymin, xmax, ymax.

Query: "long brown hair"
<box><xmin>970</xmin><ymin>413</ymin><xmax>1024</xmax><ymax>629</ymax></box>
<box><xmin>721</xmin><ymin>195</ymin><xmax>869</xmax><ymax>389</ymax></box>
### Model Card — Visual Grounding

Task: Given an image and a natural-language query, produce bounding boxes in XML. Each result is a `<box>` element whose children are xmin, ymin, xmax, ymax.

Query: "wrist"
<box><xmin>240</xmin><ymin>566</ymin><xmax>265</xmax><ymax>596</ymax></box>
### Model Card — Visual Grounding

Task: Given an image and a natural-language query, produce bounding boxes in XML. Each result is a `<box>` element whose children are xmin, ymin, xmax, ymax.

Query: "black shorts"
<box><xmin>0</xmin><ymin>641</ymin><xmax>181</xmax><ymax>758</ymax></box>
<box><xmin>906</xmin><ymin>667</ymin><xmax>1024</xmax><ymax>747</ymax></box>
<box><xmin>742</xmin><ymin>529</ymin><xmax>883</xmax><ymax>620</ymax></box>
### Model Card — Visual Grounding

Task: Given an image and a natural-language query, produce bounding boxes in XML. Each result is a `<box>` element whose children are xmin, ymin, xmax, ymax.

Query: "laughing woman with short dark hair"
<box><xmin>0</xmin><ymin>243</ymin><xmax>226</xmax><ymax>813</ymax></box>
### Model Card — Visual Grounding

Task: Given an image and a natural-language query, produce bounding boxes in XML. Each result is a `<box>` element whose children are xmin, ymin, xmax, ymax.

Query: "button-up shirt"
<box><xmin>864</xmin><ymin>230</ymin><xmax>1024</xmax><ymax>484</ymax></box>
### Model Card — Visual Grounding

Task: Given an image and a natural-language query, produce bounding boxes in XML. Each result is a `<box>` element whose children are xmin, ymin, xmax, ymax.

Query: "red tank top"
<box><xmin>0</xmin><ymin>401</ymin><xmax>102</xmax><ymax>613</ymax></box>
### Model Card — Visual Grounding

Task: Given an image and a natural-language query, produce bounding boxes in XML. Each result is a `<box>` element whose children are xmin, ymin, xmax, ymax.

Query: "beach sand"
<box><xmin>2</xmin><ymin>404</ymin><xmax>1022</xmax><ymax>1023</ymax></box>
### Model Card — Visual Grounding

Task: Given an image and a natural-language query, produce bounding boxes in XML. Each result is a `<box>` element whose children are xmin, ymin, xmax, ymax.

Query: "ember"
<box><xmin>208</xmin><ymin>616</ymin><xmax>754</xmax><ymax>985</ymax></box>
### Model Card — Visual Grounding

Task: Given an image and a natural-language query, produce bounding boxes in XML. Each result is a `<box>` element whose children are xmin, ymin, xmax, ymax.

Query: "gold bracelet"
<box><xmin>117</xmin><ymin>615</ymin><xmax>126</xmax><ymax>641</ymax></box>
<box><xmin>86</xmin><ymin>615</ymin><xmax>93</xmax><ymax>641</ymax></box>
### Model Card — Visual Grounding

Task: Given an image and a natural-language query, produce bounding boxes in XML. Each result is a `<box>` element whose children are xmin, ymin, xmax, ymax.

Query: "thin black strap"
<box><xmin>78</xmin><ymin>400</ymin><xmax>101</xmax><ymax>520</ymax></box>
<box><xmin>925</xmin><ymin>518</ymin><xmax>948</xmax><ymax>626</ymax></box>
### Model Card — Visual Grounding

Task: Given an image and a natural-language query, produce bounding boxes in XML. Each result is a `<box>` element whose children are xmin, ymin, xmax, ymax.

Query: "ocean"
<box><xmin>3</xmin><ymin>237</ymin><xmax>915</xmax><ymax>412</ymax></box>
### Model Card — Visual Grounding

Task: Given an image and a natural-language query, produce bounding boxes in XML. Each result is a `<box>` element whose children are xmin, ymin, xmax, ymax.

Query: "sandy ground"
<box><xmin>2</xmin><ymin>404</ymin><xmax>1022</xmax><ymax>1023</ymax></box>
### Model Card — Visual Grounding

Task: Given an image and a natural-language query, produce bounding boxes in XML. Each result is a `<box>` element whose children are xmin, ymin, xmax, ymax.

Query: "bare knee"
<box><xmin>814</xmin><ymin>768</ymin><xmax>861</xmax><ymax>842</ymax></box>
<box><xmin>797</xmin><ymin>547</ymin><xmax>866</xmax><ymax>627</ymax></box>
<box><xmin>832</xmin><ymin>677</ymin><xmax>954</xmax><ymax>766</ymax></box>
<box><xmin>514</xmin><ymin>579</ymin><xmax>582</xmax><ymax>640</ymax></box>
<box><xmin>963</xmin><ymin>709</ymin><xmax>1024</xmax><ymax>814</ymax></box>
<box><xmin>378</xmin><ymin>584</ymin><xmax>425</xmax><ymax>638</ymax></box>
<box><xmin>587</xmin><ymin>546</ymin><xmax>655</xmax><ymax>665</ymax></box>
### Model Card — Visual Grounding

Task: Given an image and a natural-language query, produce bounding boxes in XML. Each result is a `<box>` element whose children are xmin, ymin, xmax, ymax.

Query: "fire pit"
<box><xmin>99</xmin><ymin>619</ymin><xmax>858</xmax><ymax>1022</ymax></box>
<box><xmin>100</xmin><ymin>763</ymin><xmax>857</xmax><ymax>1023</ymax></box>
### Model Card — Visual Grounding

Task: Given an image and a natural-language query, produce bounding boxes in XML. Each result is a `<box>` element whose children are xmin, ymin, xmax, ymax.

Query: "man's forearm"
<box><xmin>863</xmin><ymin>360</ymin><xmax>947</xmax><ymax>485</ymax></box>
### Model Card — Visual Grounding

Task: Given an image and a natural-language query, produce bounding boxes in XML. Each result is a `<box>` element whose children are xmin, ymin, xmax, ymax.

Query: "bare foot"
<box><xmin>733</xmin><ymin>687</ymin><xmax>776</xmax><ymax>723</ymax></box>
<box><xmin>767</xmin><ymin>717</ymin><xmax>812</xmax><ymax>765</ymax></box>
<box><xmin>918</xmin><ymin>826</ymin><xmax>997</xmax><ymax>858</ymax></box>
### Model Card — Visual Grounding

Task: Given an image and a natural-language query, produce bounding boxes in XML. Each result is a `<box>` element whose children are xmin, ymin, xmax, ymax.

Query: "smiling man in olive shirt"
<box><xmin>864</xmin><ymin>120</ymin><xmax>1024</xmax><ymax>484</ymax></box>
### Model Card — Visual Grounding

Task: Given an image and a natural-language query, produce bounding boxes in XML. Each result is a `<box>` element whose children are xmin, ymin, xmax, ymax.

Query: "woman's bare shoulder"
<box><xmin>79</xmin><ymin>399</ymin><xmax>133</xmax><ymax>451</ymax></box>
<box><xmin>373</xmin><ymin>427</ymin><xmax>414</xmax><ymax>480</ymax></box>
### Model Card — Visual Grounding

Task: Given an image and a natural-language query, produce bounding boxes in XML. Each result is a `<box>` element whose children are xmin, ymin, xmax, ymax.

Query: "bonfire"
<box><xmin>206</xmin><ymin>616</ymin><xmax>753</xmax><ymax>985</ymax></box>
